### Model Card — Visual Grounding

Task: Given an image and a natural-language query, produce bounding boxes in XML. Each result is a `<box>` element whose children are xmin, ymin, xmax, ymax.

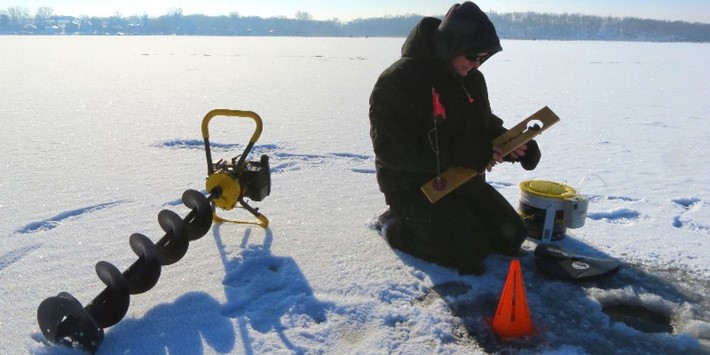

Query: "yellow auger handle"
<box><xmin>201</xmin><ymin>109</ymin><xmax>264</xmax><ymax>176</ymax></box>
<box><xmin>201</xmin><ymin>109</ymin><xmax>263</xmax><ymax>142</ymax></box>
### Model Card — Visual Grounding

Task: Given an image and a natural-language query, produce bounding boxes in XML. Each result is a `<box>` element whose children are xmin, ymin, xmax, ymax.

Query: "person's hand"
<box><xmin>486</xmin><ymin>146</ymin><xmax>505</xmax><ymax>172</ymax></box>
<box><xmin>508</xmin><ymin>143</ymin><xmax>528</xmax><ymax>160</ymax></box>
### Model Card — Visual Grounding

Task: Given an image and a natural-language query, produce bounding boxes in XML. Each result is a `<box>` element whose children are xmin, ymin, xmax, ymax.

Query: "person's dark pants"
<box><xmin>381</xmin><ymin>181</ymin><xmax>527</xmax><ymax>274</ymax></box>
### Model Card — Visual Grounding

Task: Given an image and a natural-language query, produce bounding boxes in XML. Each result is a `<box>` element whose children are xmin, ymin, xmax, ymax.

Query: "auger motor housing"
<box><xmin>241</xmin><ymin>154</ymin><xmax>271</xmax><ymax>201</ymax></box>
<box><xmin>202</xmin><ymin>109</ymin><xmax>271</xmax><ymax>227</ymax></box>
<box><xmin>206</xmin><ymin>154</ymin><xmax>271</xmax><ymax>210</ymax></box>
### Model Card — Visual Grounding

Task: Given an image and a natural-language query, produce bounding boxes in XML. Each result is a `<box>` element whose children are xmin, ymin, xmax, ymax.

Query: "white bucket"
<box><xmin>519</xmin><ymin>180</ymin><xmax>588</xmax><ymax>241</ymax></box>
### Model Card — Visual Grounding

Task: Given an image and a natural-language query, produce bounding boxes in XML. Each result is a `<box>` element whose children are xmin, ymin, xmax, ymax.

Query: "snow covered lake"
<box><xmin>1</xmin><ymin>36</ymin><xmax>709</xmax><ymax>354</ymax></box>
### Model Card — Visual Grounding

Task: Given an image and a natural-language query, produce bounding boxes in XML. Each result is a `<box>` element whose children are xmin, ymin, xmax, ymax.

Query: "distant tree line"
<box><xmin>1</xmin><ymin>6</ymin><xmax>709</xmax><ymax>42</ymax></box>
<box><xmin>491</xmin><ymin>12</ymin><xmax>710</xmax><ymax>42</ymax></box>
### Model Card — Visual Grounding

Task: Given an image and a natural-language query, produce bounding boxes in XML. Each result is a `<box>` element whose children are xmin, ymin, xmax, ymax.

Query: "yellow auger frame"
<box><xmin>201</xmin><ymin>109</ymin><xmax>270</xmax><ymax>228</ymax></box>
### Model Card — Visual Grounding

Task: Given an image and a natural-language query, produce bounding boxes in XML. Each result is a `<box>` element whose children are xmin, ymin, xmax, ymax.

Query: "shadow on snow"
<box><xmin>102</xmin><ymin>225</ymin><xmax>333</xmax><ymax>354</ymax></box>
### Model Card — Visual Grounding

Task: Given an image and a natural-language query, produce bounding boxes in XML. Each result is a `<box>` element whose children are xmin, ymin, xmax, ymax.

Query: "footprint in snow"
<box><xmin>15</xmin><ymin>201</ymin><xmax>124</xmax><ymax>234</ymax></box>
<box><xmin>155</xmin><ymin>138</ymin><xmax>374</xmax><ymax>174</ymax></box>
<box><xmin>671</xmin><ymin>198</ymin><xmax>709</xmax><ymax>232</ymax></box>
<box><xmin>587</xmin><ymin>208</ymin><xmax>641</xmax><ymax>224</ymax></box>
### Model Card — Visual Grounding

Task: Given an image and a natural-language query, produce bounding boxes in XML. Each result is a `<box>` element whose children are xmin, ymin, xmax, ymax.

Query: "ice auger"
<box><xmin>36</xmin><ymin>109</ymin><xmax>271</xmax><ymax>353</ymax></box>
<box><xmin>202</xmin><ymin>109</ymin><xmax>271</xmax><ymax>227</ymax></box>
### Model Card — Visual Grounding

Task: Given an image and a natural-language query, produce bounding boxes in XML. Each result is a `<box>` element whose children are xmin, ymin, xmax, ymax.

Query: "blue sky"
<box><xmin>2</xmin><ymin>0</ymin><xmax>708</xmax><ymax>23</ymax></box>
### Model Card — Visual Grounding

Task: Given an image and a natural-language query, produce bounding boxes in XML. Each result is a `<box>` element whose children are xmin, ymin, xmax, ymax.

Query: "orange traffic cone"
<box><xmin>490</xmin><ymin>259</ymin><xmax>535</xmax><ymax>338</ymax></box>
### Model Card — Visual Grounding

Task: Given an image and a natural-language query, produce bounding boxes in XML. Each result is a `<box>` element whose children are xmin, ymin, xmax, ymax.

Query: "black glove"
<box><xmin>519</xmin><ymin>139</ymin><xmax>541</xmax><ymax>170</ymax></box>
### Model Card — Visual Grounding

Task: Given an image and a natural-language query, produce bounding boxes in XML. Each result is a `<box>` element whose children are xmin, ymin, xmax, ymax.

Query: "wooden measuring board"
<box><xmin>421</xmin><ymin>106</ymin><xmax>560</xmax><ymax>203</ymax></box>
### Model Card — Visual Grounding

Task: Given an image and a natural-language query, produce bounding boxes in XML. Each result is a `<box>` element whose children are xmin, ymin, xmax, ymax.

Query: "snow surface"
<box><xmin>1</xmin><ymin>36</ymin><xmax>709</xmax><ymax>354</ymax></box>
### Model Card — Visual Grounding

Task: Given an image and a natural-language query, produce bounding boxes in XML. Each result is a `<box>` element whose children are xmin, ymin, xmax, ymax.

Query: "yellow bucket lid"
<box><xmin>520</xmin><ymin>180</ymin><xmax>576</xmax><ymax>200</ymax></box>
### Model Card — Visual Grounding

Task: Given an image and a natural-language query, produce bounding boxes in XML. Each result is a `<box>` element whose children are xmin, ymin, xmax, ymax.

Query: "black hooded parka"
<box><xmin>369</xmin><ymin>16</ymin><xmax>506</xmax><ymax>196</ymax></box>
<box><xmin>368</xmin><ymin>3</ymin><xmax>532</xmax><ymax>274</ymax></box>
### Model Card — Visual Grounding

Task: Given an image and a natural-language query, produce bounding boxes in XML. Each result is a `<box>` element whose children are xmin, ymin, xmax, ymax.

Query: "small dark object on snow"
<box><xmin>602</xmin><ymin>304</ymin><xmax>673</xmax><ymax>333</ymax></box>
<box><xmin>534</xmin><ymin>243</ymin><xmax>619</xmax><ymax>281</ymax></box>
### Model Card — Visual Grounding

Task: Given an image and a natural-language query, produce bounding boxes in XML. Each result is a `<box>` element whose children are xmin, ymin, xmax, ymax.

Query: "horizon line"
<box><xmin>2</xmin><ymin>5</ymin><xmax>709</xmax><ymax>25</ymax></box>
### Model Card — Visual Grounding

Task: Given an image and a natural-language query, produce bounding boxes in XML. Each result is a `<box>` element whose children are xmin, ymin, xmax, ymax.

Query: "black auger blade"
<box><xmin>124</xmin><ymin>233</ymin><xmax>161</xmax><ymax>294</ymax></box>
<box><xmin>182</xmin><ymin>189</ymin><xmax>213</xmax><ymax>241</ymax></box>
<box><xmin>156</xmin><ymin>209</ymin><xmax>189</xmax><ymax>266</ymax></box>
<box><xmin>37</xmin><ymin>292</ymin><xmax>104</xmax><ymax>353</ymax></box>
<box><xmin>86</xmin><ymin>261</ymin><xmax>130</xmax><ymax>329</ymax></box>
